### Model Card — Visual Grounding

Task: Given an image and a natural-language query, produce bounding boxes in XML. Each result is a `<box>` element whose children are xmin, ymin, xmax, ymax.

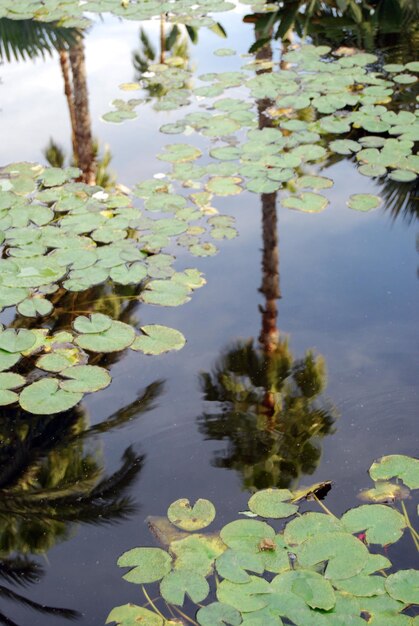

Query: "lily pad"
<box><xmin>196</xmin><ymin>602</ymin><xmax>241</xmax><ymax>626</ymax></box>
<box><xmin>141</xmin><ymin>280</ymin><xmax>191</xmax><ymax>307</ymax></box>
<box><xmin>59</xmin><ymin>365</ymin><xmax>111</xmax><ymax>393</ymax></box>
<box><xmin>19</xmin><ymin>378</ymin><xmax>82</xmax><ymax>415</ymax></box>
<box><xmin>75</xmin><ymin>321</ymin><xmax>135</xmax><ymax>353</ymax></box>
<box><xmin>217</xmin><ymin>576</ymin><xmax>271</xmax><ymax>612</ymax></box>
<box><xmin>347</xmin><ymin>194</ymin><xmax>382</xmax><ymax>211</ymax></box>
<box><xmin>73</xmin><ymin>313</ymin><xmax>112</xmax><ymax>334</ymax></box>
<box><xmin>220</xmin><ymin>519</ymin><xmax>275</xmax><ymax>553</ymax></box>
<box><xmin>298</xmin><ymin>531</ymin><xmax>369</xmax><ymax>579</ymax></box>
<box><xmin>385</xmin><ymin>570</ymin><xmax>419</xmax><ymax>604</ymax></box>
<box><xmin>106</xmin><ymin>604</ymin><xmax>163</xmax><ymax>626</ymax></box>
<box><xmin>369</xmin><ymin>455</ymin><xmax>419</xmax><ymax>489</ymax></box>
<box><xmin>131</xmin><ymin>325</ymin><xmax>185</xmax><ymax>355</ymax></box>
<box><xmin>117</xmin><ymin>547</ymin><xmax>172</xmax><ymax>584</ymax></box>
<box><xmin>0</xmin><ymin>329</ymin><xmax>37</xmax><ymax>353</ymax></box>
<box><xmin>206</xmin><ymin>177</ymin><xmax>242</xmax><ymax>196</ymax></box>
<box><xmin>167</xmin><ymin>498</ymin><xmax>215</xmax><ymax>531</ymax></box>
<box><xmin>341</xmin><ymin>504</ymin><xmax>406</xmax><ymax>545</ymax></box>
<box><xmin>160</xmin><ymin>570</ymin><xmax>209</xmax><ymax>606</ymax></box>
<box><xmin>248</xmin><ymin>489</ymin><xmax>298</xmax><ymax>519</ymax></box>
<box><xmin>282</xmin><ymin>193</ymin><xmax>328</xmax><ymax>213</ymax></box>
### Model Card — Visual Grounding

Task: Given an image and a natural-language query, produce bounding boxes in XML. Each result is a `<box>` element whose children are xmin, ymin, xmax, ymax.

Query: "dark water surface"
<box><xmin>0</xmin><ymin>7</ymin><xmax>418</xmax><ymax>625</ymax></box>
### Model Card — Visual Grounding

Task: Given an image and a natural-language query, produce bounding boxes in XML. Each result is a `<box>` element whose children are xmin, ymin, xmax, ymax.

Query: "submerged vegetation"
<box><xmin>108</xmin><ymin>455</ymin><xmax>419</xmax><ymax>625</ymax></box>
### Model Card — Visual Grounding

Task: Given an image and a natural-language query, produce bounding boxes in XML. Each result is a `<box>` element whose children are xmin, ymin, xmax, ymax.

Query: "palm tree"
<box><xmin>0</xmin><ymin>20</ymin><xmax>96</xmax><ymax>184</ymax></box>
<box><xmin>198</xmin><ymin>35</ymin><xmax>337</xmax><ymax>492</ymax></box>
<box><xmin>0</xmin><ymin>379</ymin><xmax>163</xmax><ymax>625</ymax></box>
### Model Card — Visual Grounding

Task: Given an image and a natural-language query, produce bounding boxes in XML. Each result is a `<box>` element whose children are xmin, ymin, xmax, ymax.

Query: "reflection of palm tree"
<box><xmin>198</xmin><ymin>36</ymin><xmax>336</xmax><ymax>491</ymax></box>
<box><xmin>0</xmin><ymin>380</ymin><xmax>163</xmax><ymax>625</ymax></box>
<box><xmin>0</xmin><ymin>21</ymin><xmax>96</xmax><ymax>184</ymax></box>
<box><xmin>133</xmin><ymin>24</ymin><xmax>190</xmax><ymax>98</ymax></box>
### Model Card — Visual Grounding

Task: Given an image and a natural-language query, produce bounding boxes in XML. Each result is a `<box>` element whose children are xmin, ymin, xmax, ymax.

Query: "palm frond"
<box><xmin>0</xmin><ymin>19</ymin><xmax>80</xmax><ymax>62</ymax></box>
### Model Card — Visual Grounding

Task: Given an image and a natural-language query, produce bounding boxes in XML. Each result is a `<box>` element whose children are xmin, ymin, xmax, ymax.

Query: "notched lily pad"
<box><xmin>248</xmin><ymin>489</ymin><xmax>298</xmax><ymax>519</ymax></box>
<box><xmin>19</xmin><ymin>378</ymin><xmax>82</xmax><ymax>415</ymax></box>
<box><xmin>117</xmin><ymin>547</ymin><xmax>172</xmax><ymax>584</ymax></box>
<box><xmin>167</xmin><ymin>498</ymin><xmax>216</xmax><ymax>531</ymax></box>
<box><xmin>131</xmin><ymin>325</ymin><xmax>186</xmax><ymax>355</ymax></box>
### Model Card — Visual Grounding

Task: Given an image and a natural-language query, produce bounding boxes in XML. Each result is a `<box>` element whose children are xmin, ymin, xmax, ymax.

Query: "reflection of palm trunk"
<box><xmin>255</xmin><ymin>37</ymin><xmax>281</xmax><ymax>355</ymax></box>
<box><xmin>160</xmin><ymin>13</ymin><xmax>165</xmax><ymax>64</ymax></box>
<box><xmin>255</xmin><ymin>36</ymin><xmax>281</xmax><ymax>422</ymax></box>
<box><xmin>69</xmin><ymin>37</ymin><xmax>96</xmax><ymax>185</ymax></box>
<box><xmin>59</xmin><ymin>50</ymin><xmax>78</xmax><ymax>159</ymax></box>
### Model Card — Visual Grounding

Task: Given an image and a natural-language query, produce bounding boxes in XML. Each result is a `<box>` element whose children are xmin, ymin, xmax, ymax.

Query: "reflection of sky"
<box><xmin>0</xmin><ymin>14</ymin><xmax>418</xmax><ymax>625</ymax></box>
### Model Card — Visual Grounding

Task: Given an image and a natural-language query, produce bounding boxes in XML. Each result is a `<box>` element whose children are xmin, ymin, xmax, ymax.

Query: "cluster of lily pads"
<box><xmin>108</xmin><ymin>454</ymin><xmax>419</xmax><ymax>626</ymax></box>
<box><xmin>0</xmin><ymin>0</ymin><xmax>237</xmax><ymax>28</ymax></box>
<box><xmin>0</xmin><ymin>160</ymin><xmax>240</xmax><ymax>412</ymax></box>
<box><xmin>105</xmin><ymin>44</ymin><xmax>418</xmax><ymax>214</ymax></box>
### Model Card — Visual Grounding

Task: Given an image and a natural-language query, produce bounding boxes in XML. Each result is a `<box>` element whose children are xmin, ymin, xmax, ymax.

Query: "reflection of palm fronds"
<box><xmin>0</xmin><ymin>18</ymin><xmax>79</xmax><ymax>62</ymax></box>
<box><xmin>199</xmin><ymin>339</ymin><xmax>337</xmax><ymax>490</ymax></box>
<box><xmin>0</xmin><ymin>585</ymin><xmax>79</xmax><ymax>624</ymax></box>
<box><xmin>380</xmin><ymin>177</ymin><xmax>418</xmax><ymax>224</ymax></box>
<box><xmin>0</xmin><ymin>559</ymin><xmax>41</xmax><ymax>588</ymax></box>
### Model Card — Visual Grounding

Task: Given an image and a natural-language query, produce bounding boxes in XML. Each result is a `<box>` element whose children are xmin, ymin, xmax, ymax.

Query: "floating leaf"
<box><xmin>284</xmin><ymin>512</ymin><xmax>342</xmax><ymax>546</ymax></box>
<box><xmin>282</xmin><ymin>193</ymin><xmax>328</xmax><ymax>213</ymax></box>
<box><xmin>220</xmin><ymin>519</ymin><xmax>275</xmax><ymax>553</ymax></box>
<box><xmin>298</xmin><ymin>531</ymin><xmax>369</xmax><ymax>579</ymax></box>
<box><xmin>59</xmin><ymin>365</ymin><xmax>111</xmax><ymax>393</ymax></box>
<box><xmin>73</xmin><ymin>313</ymin><xmax>112</xmax><ymax>334</ymax></box>
<box><xmin>341</xmin><ymin>504</ymin><xmax>406</xmax><ymax>545</ymax></box>
<box><xmin>369</xmin><ymin>455</ymin><xmax>419</xmax><ymax>489</ymax></box>
<box><xmin>141</xmin><ymin>280</ymin><xmax>191</xmax><ymax>307</ymax></box>
<box><xmin>131</xmin><ymin>325</ymin><xmax>185</xmax><ymax>355</ymax></box>
<box><xmin>196</xmin><ymin>602</ymin><xmax>241</xmax><ymax>626</ymax></box>
<box><xmin>248</xmin><ymin>489</ymin><xmax>298</xmax><ymax>519</ymax></box>
<box><xmin>358</xmin><ymin>482</ymin><xmax>410</xmax><ymax>503</ymax></box>
<box><xmin>385</xmin><ymin>570</ymin><xmax>419</xmax><ymax>604</ymax></box>
<box><xmin>160</xmin><ymin>570</ymin><xmax>209</xmax><ymax>606</ymax></box>
<box><xmin>170</xmin><ymin>534</ymin><xmax>225</xmax><ymax>576</ymax></box>
<box><xmin>159</xmin><ymin>144</ymin><xmax>202</xmax><ymax>163</ymax></box>
<box><xmin>167</xmin><ymin>498</ymin><xmax>215</xmax><ymax>531</ymax></box>
<box><xmin>217</xmin><ymin>576</ymin><xmax>271</xmax><ymax>612</ymax></box>
<box><xmin>117</xmin><ymin>548</ymin><xmax>172</xmax><ymax>584</ymax></box>
<box><xmin>271</xmin><ymin>569</ymin><xmax>336</xmax><ymax>610</ymax></box>
<box><xmin>216</xmin><ymin>549</ymin><xmax>264</xmax><ymax>583</ymax></box>
<box><xmin>0</xmin><ymin>372</ymin><xmax>25</xmax><ymax>406</ymax></box>
<box><xmin>106</xmin><ymin>604</ymin><xmax>163</xmax><ymax>626</ymax></box>
<box><xmin>75</xmin><ymin>321</ymin><xmax>135</xmax><ymax>353</ymax></box>
<box><xmin>206</xmin><ymin>177</ymin><xmax>242</xmax><ymax>196</ymax></box>
<box><xmin>295</xmin><ymin>176</ymin><xmax>333</xmax><ymax>190</ymax></box>
<box><xmin>0</xmin><ymin>329</ymin><xmax>37</xmax><ymax>353</ymax></box>
<box><xmin>36</xmin><ymin>350</ymin><xmax>83</xmax><ymax>373</ymax></box>
<box><xmin>19</xmin><ymin>378</ymin><xmax>82</xmax><ymax>415</ymax></box>
<box><xmin>347</xmin><ymin>194</ymin><xmax>382</xmax><ymax>211</ymax></box>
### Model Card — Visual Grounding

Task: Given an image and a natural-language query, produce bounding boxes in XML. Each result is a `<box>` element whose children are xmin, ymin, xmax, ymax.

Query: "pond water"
<box><xmin>0</xmin><ymin>2</ymin><xmax>418</xmax><ymax>625</ymax></box>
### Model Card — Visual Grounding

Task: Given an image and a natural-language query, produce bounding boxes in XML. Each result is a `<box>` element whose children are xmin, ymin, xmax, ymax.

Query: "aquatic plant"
<box><xmin>0</xmin><ymin>160</ymin><xmax>237</xmax><ymax>413</ymax></box>
<box><xmin>107</xmin><ymin>454</ymin><xmax>419</xmax><ymax>625</ymax></box>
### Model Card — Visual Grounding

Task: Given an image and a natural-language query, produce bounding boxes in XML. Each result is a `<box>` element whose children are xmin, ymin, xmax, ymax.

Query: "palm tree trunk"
<box><xmin>58</xmin><ymin>49</ymin><xmax>78</xmax><ymax>160</ymax></box>
<box><xmin>159</xmin><ymin>13</ymin><xmax>165</xmax><ymax>64</ymax></box>
<box><xmin>69</xmin><ymin>36</ymin><xmax>96</xmax><ymax>185</ymax></box>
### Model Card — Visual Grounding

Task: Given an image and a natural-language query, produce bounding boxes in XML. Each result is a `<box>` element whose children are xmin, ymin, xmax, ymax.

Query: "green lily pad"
<box><xmin>17</xmin><ymin>296</ymin><xmax>52</xmax><ymax>318</ymax></box>
<box><xmin>167</xmin><ymin>498</ymin><xmax>215</xmax><ymax>531</ymax></box>
<box><xmin>215</xmin><ymin>549</ymin><xmax>264</xmax><ymax>583</ymax></box>
<box><xmin>0</xmin><ymin>372</ymin><xmax>25</xmax><ymax>406</ymax></box>
<box><xmin>170</xmin><ymin>534</ymin><xmax>225</xmax><ymax>576</ymax></box>
<box><xmin>298</xmin><ymin>531</ymin><xmax>369</xmax><ymax>579</ymax></box>
<box><xmin>284</xmin><ymin>512</ymin><xmax>342</xmax><ymax>546</ymax></box>
<box><xmin>388</xmin><ymin>170</ymin><xmax>417</xmax><ymax>182</ymax></box>
<box><xmin>385</xmin><ymin>570</ymin><xmax>419</xmax><ymax>604</ymax></box>
<box><xmin>295</xmin><ymin>175</ymin><xmax>333</xmax><ymax>190</ymax></box>
<box><xmin>220</xmin><ymin>519</ymin><xmax>275</xmax><ymax>553</ymax></box>
<box><xmin>75</xmin><ymin>321</ymin><xmax>135</xmax><ymax>353</ymax></box>
<box><xmin>0</xmin><ymin>329</ymin><xmax>37</xmax><ymax>353</ymax></box>
<box><xmin>347</xmin><ymin>194</ymin><xmax>382</xmax><ymax>211</ymax></box>
<box><xmin>271</xmin><ymin>569</ymin><xmax>336</xmax><ymax>610</ymax></box>
<box><xmin>131</xmin><ymin>325</ymin><xmax>185</xmax><ymax>355</ymax></box>
<box><xmin>19</xmin><ymin>378</ymin><xmax>82</xmax><ymax>415</ymax></box>
<box><xmin>117</xmin><ymin>547</ymin><xmax>172</xmax><ymax>584</ymax></box>
<box><xmin>59</xmin><ymin>365</ymin><xmax>111</xmax><ymax>393</ymax></box>
<box><xmin>248</xmin><ymin>489</ymin><xmax>298</xmax><ymax>519</ymax></box>
<box><xmin>206</xmin><ymin>177</ymin><xmax>242</xmax><ymax>196</ymax></box>
<box><xmin>196</xmin><ymin>602</ymin><xmax>241</xmax><ymax>626</ymax></box>
<box><xmin>160</xmin><ymin>570</ymin><xmax>209</xmax><ymax>606</ymax></box>
<box><xmin>329</xmin><ymin>139</ymin><xmax>361</xmax><ymax>155</ymax></box>
<box><xmin>141</xmin><ymin>280</ymin><xmax>191</xmax><ymax>307</ymax></box>
<box><xmin>106</xmin><ymin>604</ymin><xmax>163</xmax><ymax>626</ymax></box>
<box><xmin>159</xmin><ymin>144</ymin><xmax>202</xmax><ymax>163</ymax></box>
<box><xmin>73</xmin><ymin>313</ymin><xmax>112</xmax><ymax>334</ymax></box>
<box><xmin>359</xmin><ymin>482</ymin><xmax>410</xmax><ymax>503</ymax></box>
<box><xmin>217</xmin><ymin>576</ymin><xmax>271</xmax><ymax>612</ymax></box>
<box><xmin>369</xmin><ymin>455</ymin><xmax>419</xmax><ymax>489</ymax></box>
<box><xmin>341</xmin><ymin>504</ymin><xmax>406</xmax><ymax>545</ymax></box>
<box><xmin>36</xmin><ymin>350</ymin><xmax>83</xmax><ymax>373</ymax></box>
<box><xmin>282</xmin><ymin>193</ymin><xmax>328</xmax><ymax>213</ymax></box>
